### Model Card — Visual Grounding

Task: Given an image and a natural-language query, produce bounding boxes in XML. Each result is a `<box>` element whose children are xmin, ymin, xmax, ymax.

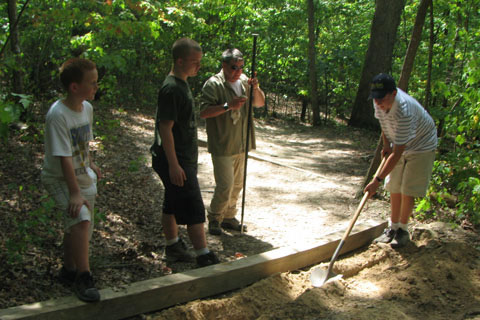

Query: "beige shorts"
<box><xmin>42</xmin><ymin>168</ymin><xmax>97</xmax><ymax>239</ymax></box>
<box><xmin>385</xmin><ymin>151</ymin><xmax>435</xmax><ymax>197</ymax></box>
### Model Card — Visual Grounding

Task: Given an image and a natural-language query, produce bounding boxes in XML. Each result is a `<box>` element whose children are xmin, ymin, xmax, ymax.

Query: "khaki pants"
<box><xmin>208</xmin><ymin>153</ymin><xmax>245</xmax><ymax>222</ymax></box>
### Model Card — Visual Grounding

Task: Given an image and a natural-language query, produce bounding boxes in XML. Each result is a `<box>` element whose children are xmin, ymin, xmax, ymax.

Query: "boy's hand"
<box><xmin>90</xmin><ymin>162</ymin><xmax>102</xmax><ymax>180</ymax></box>
<box><xmin>169</xmin><ymin>163</ymin><xmax>187</xmax><ymax>187</ymax></box>
<box><xmin>69</xmin><ymin>192</ymin><xmax>91</xmax><ymax>218</ymax></box>
<box><xmin>381</xmin><ymin>146</ymin><xmax>392</xmax><ymax>158</ymax></box>
<box><xmin>364</xmin><ymin>180</ymin><xmax>379</xmax><ymax>199</ymax></box>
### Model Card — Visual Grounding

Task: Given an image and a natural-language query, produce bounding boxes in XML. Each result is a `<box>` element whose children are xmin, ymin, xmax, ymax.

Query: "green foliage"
<box><xmin>1</xmin><ymin>0</ymin><xmax>479</xmax><ymax>226</ymax></box>
<box><xmin>416</xmin><ymin>149</ymin><xmax>480</xmax><ymax>226</ymax></box>
<box><xmin>0</xmin><ymin>92</ymin><xmax>32</xmax><ymax>140</ymax></box>
<box><xmin>94</xmin><ymin>207</ymin><xmax>107</xmax><ymax>225</ymax></box>
<box><xmin>95</xmin><ymin>117</ymin><xmax>122</xmax><ymax>145</ymax></box>
<box><xmin>5</xmin><ymin>191</ymin><xmax>58</xmax><ymax>265</ymax></box>
<box><xmin>0</xmin><ymin>98</ymin><xmax>18</xmax><ymax>139</ymax></box>
<box><xmin>128</xmin><ymin>156</ymin><xmax>147</xmax><ymax>172</ymax></box>
<box><xmin>457</xmin><ymin>176</ymin><xmax>480</xmax><ymax>224</ymax></box>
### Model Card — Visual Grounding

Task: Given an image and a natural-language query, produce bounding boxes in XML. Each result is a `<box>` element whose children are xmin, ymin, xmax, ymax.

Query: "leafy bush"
<box><xmin>416</xmin><ymin>150</ymin><xmax>480</xmax><ymax>226</ymax></box>
<box><xmin>0</xmin><ymin>93</ymin><xmax>32</xmax><ymax>140</ymax></box>
<box><xmin>5</xmin><ymin>191</ymin><xmax>58</xmax><ymax>265</ymax></box>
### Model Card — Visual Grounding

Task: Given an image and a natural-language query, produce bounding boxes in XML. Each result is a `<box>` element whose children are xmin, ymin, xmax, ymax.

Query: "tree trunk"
<box><xmin>397</xmin><ymin>0</ymin><xmax>432</xmax><ymax>92</ymax></box>
<box><xmin>263</xmin><ymin>95</ymin><xmax>269</xmax><ymax>118</ymax></box>
<box><xmin>324</xmin><ymin>72</ymin><xmax>329</xmax><ymax>124</ymax></box>
<box><xmin>356</xmin><ymin>135</ymin><xmax>384</xmax><ymax>198</ymax></box>
<box><xmin>7</xmin><ymin>0</ymin><xmax>24</xmax><ymax>96</ymax></box>
<box><xmin>424</xmin><ymin>2</ymin><xmax>434</xmax><ymax>110</ymax></box>
<box><xmin>348</xmin><ymin>0</ymin><xmax>405</xmax><ymax>129</ymax></box>
<box><xmin>300</xmin><ymin>98</ymin><xmax>308</xmax><ymax>123</ymax></box>
<box><xmin>357</xmin><ymin>0</ymin><xmax>433</xmax><ymax>197</ymax></box>
<box><xmin>307</xmin><ymin>0</ymin><xmax>320</xmax><ymax>126</ymax></box>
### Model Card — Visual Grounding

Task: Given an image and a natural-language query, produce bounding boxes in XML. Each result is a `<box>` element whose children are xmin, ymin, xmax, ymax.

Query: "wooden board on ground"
<box><xmin>0</xmin><ymin>222</ymin><xmax>386</xmax><ymax>320</ymax></box>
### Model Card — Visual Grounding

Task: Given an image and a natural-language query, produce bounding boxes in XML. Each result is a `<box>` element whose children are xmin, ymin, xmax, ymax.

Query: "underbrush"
<box><xmin>416</xmin><ymin>149</ymin><xmax>480</xmax><ymax>228</ymax></box>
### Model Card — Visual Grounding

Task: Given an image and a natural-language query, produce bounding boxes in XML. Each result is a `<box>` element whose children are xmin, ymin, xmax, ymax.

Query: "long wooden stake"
<box><xmin>240</xmin><ymin>34</ymin><xmax>259</xmax><ymax>234</ymax></box>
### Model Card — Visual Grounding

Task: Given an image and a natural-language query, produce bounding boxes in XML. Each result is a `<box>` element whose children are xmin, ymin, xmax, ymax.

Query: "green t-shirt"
<box><xmin>199</xmin><ymin>70</ymin><xmax>256</xmax><ymax>156</ymax></box>
<box><xmin>152</xmin><ymin>75</ymin><xmax>198</xmax><ymax>166</ymax></box>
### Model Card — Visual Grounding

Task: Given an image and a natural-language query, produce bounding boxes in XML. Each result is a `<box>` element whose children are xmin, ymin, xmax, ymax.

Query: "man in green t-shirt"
<box><xmin>199</xmin><ymin>48</ymin><xmax>265</xmax><ymax>235</ymax></box>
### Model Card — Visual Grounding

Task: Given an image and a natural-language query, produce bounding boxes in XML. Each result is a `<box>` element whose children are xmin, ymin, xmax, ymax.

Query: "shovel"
<box><xmin>310</xmin><ymin>157</ymin><xmax>387</xmax><ymax>287</ymax></box>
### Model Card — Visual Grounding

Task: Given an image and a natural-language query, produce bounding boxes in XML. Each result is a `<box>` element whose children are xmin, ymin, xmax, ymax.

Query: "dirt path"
<box><xmin>195</xmin><ymin>119</ymin><xmax>390</xmax><ymax>258</ymax></box>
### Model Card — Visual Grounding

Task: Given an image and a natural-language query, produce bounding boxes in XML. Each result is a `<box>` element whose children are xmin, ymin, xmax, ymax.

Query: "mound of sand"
<box><xmin>147</xmin><ymin>222</ymin><xmax>480</xmax><ymax>320</ymax></box>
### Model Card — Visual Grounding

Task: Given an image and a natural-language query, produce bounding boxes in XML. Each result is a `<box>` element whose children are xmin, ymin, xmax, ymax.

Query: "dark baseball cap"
<box><xmin>369</xmin><ymin>73</ymin><xmax>396</xmax><ymax>99</ymax></box>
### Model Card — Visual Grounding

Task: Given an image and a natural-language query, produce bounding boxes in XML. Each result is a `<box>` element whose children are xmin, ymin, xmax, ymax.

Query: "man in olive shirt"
<box><xmin>200</xmin><ymin>48</ymin><xmax>265</xmax><ymax>235</ymax></box>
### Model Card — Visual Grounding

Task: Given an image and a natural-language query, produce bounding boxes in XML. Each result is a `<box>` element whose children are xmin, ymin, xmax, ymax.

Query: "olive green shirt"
<box><xmin>200</xmin><ymin>70</ymin><xmax>256</xmax><ymax>156</ymax></box>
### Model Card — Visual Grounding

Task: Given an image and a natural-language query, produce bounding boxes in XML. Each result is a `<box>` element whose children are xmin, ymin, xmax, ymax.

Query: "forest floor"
<box><xmin>0</xmin><ymin>104</ymin><xmax>479</xmax><ymax>319</ymax></box>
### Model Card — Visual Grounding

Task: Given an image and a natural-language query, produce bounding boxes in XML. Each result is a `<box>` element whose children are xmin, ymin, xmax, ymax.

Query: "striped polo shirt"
<box><xmin>374</xmin><ymin>88</ymin><xmax>437</xmax><ymax>154</ymax></box>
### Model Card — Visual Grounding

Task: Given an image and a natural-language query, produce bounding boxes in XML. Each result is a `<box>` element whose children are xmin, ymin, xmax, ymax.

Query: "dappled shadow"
<box><xmin>0</xmin><ymin>103</ymin><xmax>387</xmax><ymax>311</ymax></box>
<box><xmin>91</xmin><ymin>105</ymin><xmax>278</xmax><ymax>287</ymax></box>
<box><xmin>197</xmin><ymin>115</ymin><xmax>390</xmax><ymax>253</ymax></box>
<box><xmin>251</xmin><ymin>122</ymin><xmax>376</xmax><ymax>179</ymax></box>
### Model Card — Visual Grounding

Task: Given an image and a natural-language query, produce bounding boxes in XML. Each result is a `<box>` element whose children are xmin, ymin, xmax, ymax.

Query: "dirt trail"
<box><xmin>196</xmin><ymin>120</ymin><xmax>390</xmax><ymax>254</ymax></box>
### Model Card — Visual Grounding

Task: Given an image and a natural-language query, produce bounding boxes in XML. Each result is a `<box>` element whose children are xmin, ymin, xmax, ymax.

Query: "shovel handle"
<box><xmin>340</xmin><ymin>157</ymin><xmax>387</xmax><ymax>242</ymax></box>
<box><xmin>313</xmin><ymin>157</ymin><xmax>387</xmax><ymax>287</ymax></box>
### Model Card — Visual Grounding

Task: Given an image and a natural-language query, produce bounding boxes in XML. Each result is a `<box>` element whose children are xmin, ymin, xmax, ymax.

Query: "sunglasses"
<box><xmin>230</xmin><ymin>64</ymin><xmax>244</xmax><ymax>71</ymax></box>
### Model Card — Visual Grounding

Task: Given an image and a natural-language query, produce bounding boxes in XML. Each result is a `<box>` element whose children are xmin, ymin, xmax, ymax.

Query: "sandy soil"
<box><xmin>149</xmin><ymin>222</ymin><xmax>480</xmax><ymax>320</ymax></box>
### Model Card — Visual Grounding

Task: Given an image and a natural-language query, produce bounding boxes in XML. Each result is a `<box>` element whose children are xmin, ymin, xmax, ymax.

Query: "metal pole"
<box><xmin>240</xmin><ymin>33</ymin><xmax>258</xmax><ymax>234</ymax></box>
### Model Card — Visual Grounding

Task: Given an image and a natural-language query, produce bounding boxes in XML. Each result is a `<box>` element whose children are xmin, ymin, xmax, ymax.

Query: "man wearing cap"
<box><xmin>199</xmin><ymin>48</ymin><xmax>265</xmax><ymax>235</ymax></box>
<box><xmin>364</xmin><ymin>73</ymin><xmax>437</xmax><ymax>248</ymax></box>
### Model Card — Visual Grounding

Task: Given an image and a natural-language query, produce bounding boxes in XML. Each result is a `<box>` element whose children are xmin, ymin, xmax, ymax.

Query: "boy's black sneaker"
<box><xmin>74</xmin><ymin>271</ymin><xmax>100</xmax><ymax>302</ymax></box>
<box><xmin>374</xmin><ymin>227</ymin><xmax>397</xmax><ymax>244</ymax></box>
<box><xmin>196</xmin><ymin>251</ymin><xmax>220</xmax><ymax>267</ymax></box>
<box><xmin>164</xmin><ymin>238</ymin><xmax>195</xmax><ymax>262</ymax></box>
<box><xmin>391</xmin><ymin>228</ymin><xmax>410</xmax><ymax>249</ymax></box>
<box><xmin>58</xmin><ymin>266</ymin><xmax>76</xmax><ymax>286</ymax></box>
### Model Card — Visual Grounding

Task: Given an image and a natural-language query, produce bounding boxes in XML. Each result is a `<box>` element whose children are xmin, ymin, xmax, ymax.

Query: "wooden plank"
<box><xmin>0</xmin><ymin>222</ymin><xmax>386</xmax><ymax>320</ymax></box>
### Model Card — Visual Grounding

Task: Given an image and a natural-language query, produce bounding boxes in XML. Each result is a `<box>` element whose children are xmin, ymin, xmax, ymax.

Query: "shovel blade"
<box><xmin>310</xmin><ymin>266</ymin><xmax>343</xmax><ymax>287</ymax></box>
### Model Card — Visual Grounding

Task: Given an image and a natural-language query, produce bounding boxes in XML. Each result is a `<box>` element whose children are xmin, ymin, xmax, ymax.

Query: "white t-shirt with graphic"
<box><xmin>42</xmin><ymin>99</ymin><xmax>94</xmax><ymax>188</ymax></box>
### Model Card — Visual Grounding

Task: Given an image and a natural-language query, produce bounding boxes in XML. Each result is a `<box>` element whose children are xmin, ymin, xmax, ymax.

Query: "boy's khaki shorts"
<box><xmin>385</xmin><ymin>150</ymin><xmax>435</xmax><ymax>197</ymax></box>
<box><xmin>42</xmin><ymin>168</ymin><xmax>97</xmax><ymax>239</ymax></box>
